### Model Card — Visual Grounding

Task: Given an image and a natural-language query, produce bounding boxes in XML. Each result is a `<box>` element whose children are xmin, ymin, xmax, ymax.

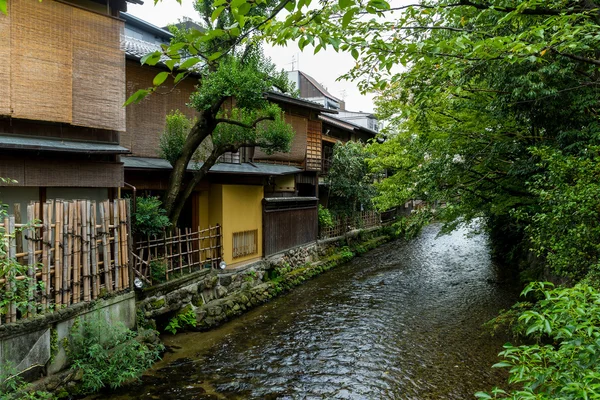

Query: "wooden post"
<box><xmin>27</xmin><ymin>204</ymin><xmax>36</xmax><ymax>317</ymax></box>
<box><xmin>65</xmin><ymin>202</ymin><xmax>73</xmax><ymax>306</ymax></box>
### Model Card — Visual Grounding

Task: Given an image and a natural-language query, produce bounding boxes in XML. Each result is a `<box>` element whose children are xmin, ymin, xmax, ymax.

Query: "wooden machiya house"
<box><xmin>0</xmin><ymin>0</ymin><xmax>140</xmax><ymax>212</ymax></box>
<box><xmin>119</xmin><ymin>13</ymin><xmax>337</xmax><ymax>268</ymax></box>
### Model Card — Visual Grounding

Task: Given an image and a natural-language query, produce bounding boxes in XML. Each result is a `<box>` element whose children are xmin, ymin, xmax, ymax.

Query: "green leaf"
<box><xmin>207</xmin><ymin>51</ymin><xmax>223</xmax><ymax>61</ymax></box>
<box><xmin>124</xmin><ymin>89</ymin><xmax>150</xmax><ymax>106</ymax></box>
<box><xmin>342</xmin><ymin>9</ymin><xmax>356</xmax><ymax>28</ymax></box>
<box><xmin>174</xmin><ymin>72</ymin><xmax>187</xmax><ymax>84</ymax></box>
<box><xmin>179</xmin><ymin>57</ymin><xmax>201</xmax><ymax>70</ymax></box>
<box><xmin>351</xmin><ymin>48</ymin><xmax>359</xmax><ymax>60</ymax></box>
<box><xmin>284</xmin><ymin>0</ymin><xmax>295</xmax><ymax>12</ymax></box>
<box><xmin>474</xmin><ymin>393</ymin><xmax>492</xmax><ymax>399</ymax></box>
<box><xmin>153</xmin><ymin>72</ymin><xmax>169</xmax><ymax>86</ymax></box>
<box><xmin>338</xmin><ymin>0</ymin><xmax>353</xmax><ymax>9</ymax></box>
<box><xmin>0</xmin><ymin>0</ymin><xmax>7</xmax><ymax>15</ymax></box>
<box><xmin>140</xmin><ymin>51</ymin><xmax>162</xmax><ymax>66</ymax></box>
<box><xmin>211</xmin><ymin>6</ymin><xmax>225</xmax><ymax>22</ymax></box>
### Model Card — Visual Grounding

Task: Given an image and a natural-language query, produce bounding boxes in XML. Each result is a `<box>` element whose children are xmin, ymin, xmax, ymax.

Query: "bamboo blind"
<box><xmin>254</xmin><ymin>115</ymin><xmax>308</xmax><ymax>163</ymax></box>
<box><xmin>11</xmin><ymin>0</ymin><xmax>73</xmax><ymax>123</ymax></box>
<box><xmin>0</xmin><ymin>199</ymin><xmax>131</xmax><ymax>326</ymax></box>
<box><xmin>131</xmin><ymin>225</ymin><xmax>222</xmax><ymax>284</ymax></box>
<box><xmin>0</xmin><ymin>4</ymin><xmax>10</xmax><ymax>116</ymax></box>
<box><xmin>2</xmin><ymin>0</ymin><xmax>126</xmax><ymax>132</ymax></box>
<box><xmin>71</xmin><ymin>8</ymin><xmax>125</xmax><ymax>131</ymax></box>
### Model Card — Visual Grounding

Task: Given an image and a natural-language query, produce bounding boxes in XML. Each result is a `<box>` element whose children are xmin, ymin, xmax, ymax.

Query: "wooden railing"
<box><xmin>319</xmin><ymin>211</ymin><xmax>382</xmax><ymax>240</ymax></box>
<box><xmin>131</xmin><ymin>225</ymin><xmax>222</xmax><ymax>285</ymax></box>
<box><xmin>0</xmin><ymin>199</ymin><xmax>131</xmax><ymax>325</ymax></box>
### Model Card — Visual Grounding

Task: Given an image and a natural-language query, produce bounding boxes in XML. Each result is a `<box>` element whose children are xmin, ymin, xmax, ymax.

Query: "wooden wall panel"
<box><xmin>0</xmin><ymin>5</ymin><xmax>11</xmax><ymax>115</ymax></box>
<box><xmin>124</xmin><ymin>61</ymin><xmax>198</xmax><ymax>157</ymax></box>
<box><xmin>263</xmin><ymin>206</ymin><xmax>317</xmax><ymax>256</ymax></box>
<box><xmin>72</xmin><ymin>9</ymin><xmax>125</xmax><ymax>131</ymax></box>
<box><xmin>11</xmin><ymin>0</ymin><xmax>72</xmax><ymax>123</ymax></box>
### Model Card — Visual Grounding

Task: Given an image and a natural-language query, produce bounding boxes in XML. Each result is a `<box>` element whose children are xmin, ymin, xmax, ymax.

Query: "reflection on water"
<box><xmin>100</xmin><ymin>224</ymin><xmax>519</xmax><ymax>399</ymax></box>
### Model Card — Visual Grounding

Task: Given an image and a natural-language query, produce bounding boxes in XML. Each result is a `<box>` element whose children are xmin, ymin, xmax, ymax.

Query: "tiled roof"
<box><xmin>123</xmin><ymin>156</ymin><xmax>302</xmax><ymax>175</ymax></box>
<box><xmin>0</xmin><ymin>135</ymin><xmax>130</xmax><ymax>154</ymax></box>
<box><xmin>122</xmin><ymin>36</ymin><xmax>163</xmax><ymax>61</ymax></box>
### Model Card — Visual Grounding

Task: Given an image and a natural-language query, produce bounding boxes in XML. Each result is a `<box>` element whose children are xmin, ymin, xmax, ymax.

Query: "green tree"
<box><xmin>129</xmin><ymin>2</ymin><xmax>297</xmax><ymax>224</ymax></box>
<box><xmin>326</xmin><ymin>141</ymin><xmax>376</xmax><ymax>220</ymax></box>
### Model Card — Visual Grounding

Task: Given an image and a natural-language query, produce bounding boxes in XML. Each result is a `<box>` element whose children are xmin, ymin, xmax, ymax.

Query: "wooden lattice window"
<box><xmin>232</xmin><ymin>229</ymin><xmax>258</xmax><ymax>259</ymax></box>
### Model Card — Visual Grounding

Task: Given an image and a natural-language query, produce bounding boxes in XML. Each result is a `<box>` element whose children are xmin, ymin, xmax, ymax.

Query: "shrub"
<box><xmin>149</xmin><ymin>258</ymin><xmax>167</xmax><ymax>284</ymax></box>
<box><xmin>133</xmin><ymin>196</ymin><xmax>170</xmax><ymax>237</ymax></box>
<box><xmin>65</xmin><ymin>315</ymin><xmax>162</xmax><ymax>394</ymax></box>
<box><xmin>0</xmin><ymin>362</ymin><xmax>54</xmax><ymax>400</ymax></box>
<box><xmin>164</xmin><ymin>306</ymin><xmax>197</xmax><ymax>334</ymax></box>
<box><xmin>478</xmin><ymin>282</ymin><xmax>600</xmax><ymax>399</ymax></box>
<box><xmin>318</xmin><ymin>205</ymin><xmax>334</xmax><ymax>229</ymax></box>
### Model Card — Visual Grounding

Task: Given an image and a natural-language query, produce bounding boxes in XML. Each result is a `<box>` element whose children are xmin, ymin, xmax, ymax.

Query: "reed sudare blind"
<box><xmin>1</xmin><ymin>0</ymin><xmax>125</xmax><ymax>132</ymax></box>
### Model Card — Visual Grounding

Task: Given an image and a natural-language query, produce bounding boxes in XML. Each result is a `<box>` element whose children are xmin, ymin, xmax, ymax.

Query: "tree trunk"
<box><xmin>163</xmin><ymin>114</ymin><xmax>213</xmax><ymax>221</ymax></box>
<box><xmin>168</xmin><ymin>145</ymin><xmax>237</xmax><ymax>225</ymax></box>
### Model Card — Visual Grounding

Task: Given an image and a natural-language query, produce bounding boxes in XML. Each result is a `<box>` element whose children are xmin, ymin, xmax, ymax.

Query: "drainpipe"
<box><xmin>123</xmin><ymin>182</ymin><xmax>137</xmax><ymax>215</ymax></box>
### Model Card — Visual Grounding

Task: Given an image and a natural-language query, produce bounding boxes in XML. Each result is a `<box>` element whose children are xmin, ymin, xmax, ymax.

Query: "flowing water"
<box><xmin>102</xmin><ymin>224</ymin><xmax>519</xmax><ymax>399</ymax></box>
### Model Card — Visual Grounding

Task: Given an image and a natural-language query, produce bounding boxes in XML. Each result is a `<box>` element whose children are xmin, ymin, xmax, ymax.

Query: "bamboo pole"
<box><xmin>90</xmin><ymin>201</ymin><xmax>98</xmax><ymax>299</ymax></box>
<box><xmin>119</xmin><ymin>200</ymin><xmax>129</xmax><ymax>289</ymax></box>
<box><xmin>81</xmin><ymin>200</ymin><xmax>90</xmax><ymax>302</ymax></box>
<box><xmin>54</xmin><ymin>200</ymin><xmax>62</xmax><ymax>306</ymax></box>
<box><xmin>65</xmin><ymin>202</ymin><xmax>73</xmax><ymax>306</ymax></box>
<box><xmin>13</xmin><ymin>203</ymin><xmax>22</xmax><ymax>259</ymax></box>
<box><xmin>100</xmin><ymin>201</ymin><xmax>112</xmax><ymax>293</ymax></box>
<box><xmin>5</xmin><ymin>216</ymin><xmax>16</xmax><ymax>322</ymax></box>
<box><xmin>125</xmin><ymin>199</ymin><xmax>134</xmax><ymax>290</ymax></box>
<box><xmin>112</xmin><ymin>200</ymin><xmax>121</xmax><ymax>291</ymax></box>
<box><xmin>41</xmin><ymin>202</ymin><xmax>49</xmax><ymax>311</ymax></box>
<box><xmin>62</xmin><ymin>201</ymin><xmax>69</xmax><ymax>306</ymax></box>
<box><xmin>27</xmin><ymin>203</ymin><xmax>36</xmax><ymax>317</ymax></box>
<box><xmin>72</xmin><ymin>201</ymin><xmax>81</xmax><ymax>304</ymax></box>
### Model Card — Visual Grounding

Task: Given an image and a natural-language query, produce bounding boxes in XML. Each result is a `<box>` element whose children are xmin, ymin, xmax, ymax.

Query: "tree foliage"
<box><xmin>324</xmin><ymin>0</ymin><xmax>600</xmax><ymax>280</ymax></box>
<box><xmin>326</xmin><ymin>141</ymin><xmax>376</xmax><ymax>218</ymax></box>
<box><xmin>477</xmin><ymin>282</ymin><xmax>600</xmax><ymax>399</ymax></box>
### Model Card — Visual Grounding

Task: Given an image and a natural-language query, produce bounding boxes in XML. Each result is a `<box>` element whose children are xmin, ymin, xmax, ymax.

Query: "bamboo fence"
<box><xmin>319</xmin><ymin>211</ymin><xmax>382</xmax><ymax>240</ymax></box>
<box><xmin>131</xmin><ymin>225</ymin><xmax>222</xmax><ymax>285</ymax></box>
<box><xmin>0</xmin><ymin>199</ymin><xmax>131</xmax><ymax>325</ymax></box>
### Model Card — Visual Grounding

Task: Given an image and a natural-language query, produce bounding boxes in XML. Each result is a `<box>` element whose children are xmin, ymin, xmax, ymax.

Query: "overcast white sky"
<box><xmin>126</xmin><ymin>0</ymin><xmax>376</xmax><ymax>113</ymax></box>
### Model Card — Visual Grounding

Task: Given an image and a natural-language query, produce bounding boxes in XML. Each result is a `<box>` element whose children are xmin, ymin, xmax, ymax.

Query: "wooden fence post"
<box><xmin>112</xmin><ymin>201</ymin><xmax>121</xmax><ymax>291</ymax></box>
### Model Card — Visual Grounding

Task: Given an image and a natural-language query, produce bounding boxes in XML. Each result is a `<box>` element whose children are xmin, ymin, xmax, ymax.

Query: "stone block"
<box><xmin>1</xmin><ymin>328</ymin><xmax>50</xmax><ymax>377</ymax></box>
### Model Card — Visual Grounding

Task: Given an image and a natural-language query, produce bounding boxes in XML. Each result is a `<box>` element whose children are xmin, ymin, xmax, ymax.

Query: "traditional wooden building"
<box><xmin>119</xmin><ymin>14</ymin><xmax>337</xmax><ymax>267</ymax></box>
<box><xmin>0</xmin><ymin>0</ymin><xmax>139</xmax><ymax>211</ymax></box>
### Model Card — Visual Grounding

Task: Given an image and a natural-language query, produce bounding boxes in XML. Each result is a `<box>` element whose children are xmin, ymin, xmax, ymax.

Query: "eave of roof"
<box><xmin>0</xmin><ymin>135</ymin><xmax>131</xmax><ymax>154</ymax></box>
<box><xmin>121</xmin><ymin>12</ymin><xmax>173</xmax><ymax>39</ymax></box>
<box><xmin>298</xmin><ymin>71</ymin><xmax>342</xmax><ymax>103</ymax></box>
<box><xmin>123</xmin><ymin>156</ymin><xmax>302</xmax><ymax>176</ymax></box>
<box><xmin>319</xmin><ymin>114</ymin><xmax>378</xmax><ymax>137</ymax></box>
<box><xmin>265</xmin><ymin>92</ymin><xmax>338</xmax><ymax>114</ymax></box>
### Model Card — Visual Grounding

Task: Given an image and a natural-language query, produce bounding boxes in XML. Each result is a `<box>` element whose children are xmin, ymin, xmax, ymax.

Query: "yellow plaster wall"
<box><xmin>207</xmin><ymin>184</ymin><xmax>223</xmax><ymax>228</ymax></box>
<box><xmin>221</xmin><ymin>185</ymin><xmax>263</xmax><ymax>266</ymax></box>
<box><xmin>198</xmin><ymin>191</ymin><xmax>210</xmax><ymax>231</ymax></box>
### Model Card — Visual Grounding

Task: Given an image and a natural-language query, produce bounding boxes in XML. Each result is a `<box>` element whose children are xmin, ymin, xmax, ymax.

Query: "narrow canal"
<box><xmin>104</xmin><ymin>224</ymin><xmax>519</xmax><ymax>399</ymax></box>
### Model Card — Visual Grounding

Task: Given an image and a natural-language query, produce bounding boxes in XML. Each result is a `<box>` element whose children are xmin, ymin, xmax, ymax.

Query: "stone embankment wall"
<box><xmin>0</xmin><ymin>292</ymin><xmax>136</xmax><ymax>380</ymax></box>
<box><xmin>138</xmin><ymin>227</ymin><xmax>393</xmax><ymax>331</ymax></box>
